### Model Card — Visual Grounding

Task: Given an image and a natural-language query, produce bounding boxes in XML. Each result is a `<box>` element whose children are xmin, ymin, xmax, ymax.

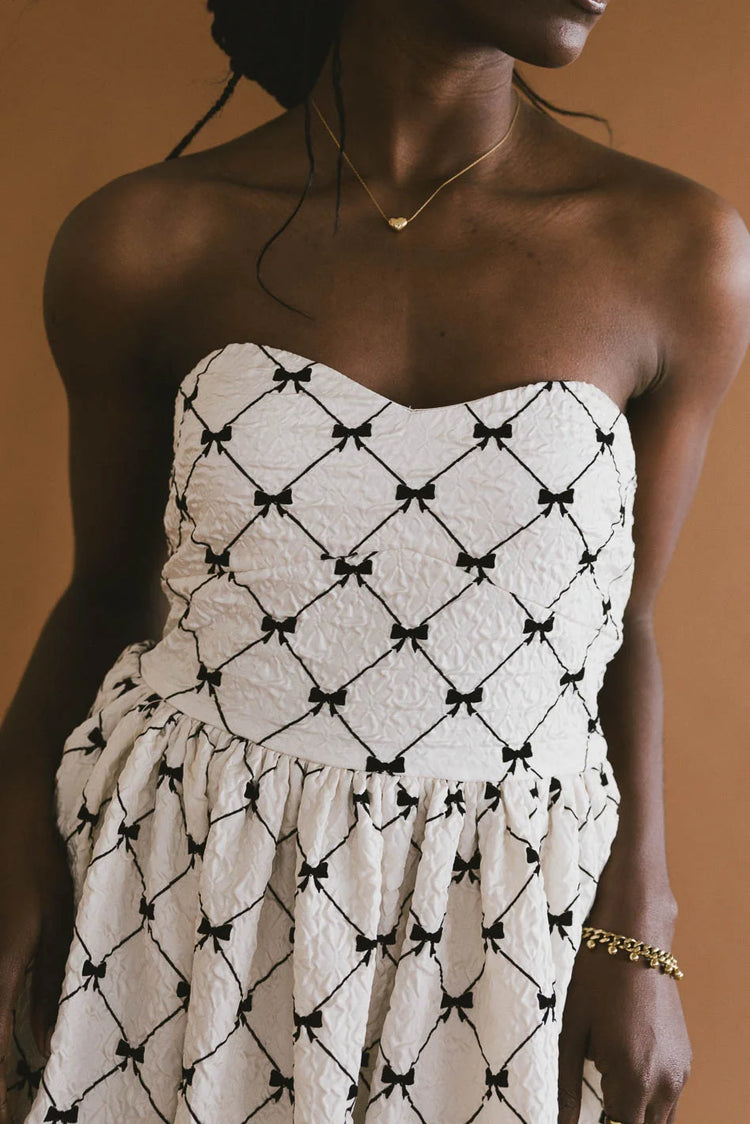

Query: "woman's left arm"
<box><xmin>558</xmin><ymin>188</ymin><xmax>750</xmax><ymax>1124</ymax></box>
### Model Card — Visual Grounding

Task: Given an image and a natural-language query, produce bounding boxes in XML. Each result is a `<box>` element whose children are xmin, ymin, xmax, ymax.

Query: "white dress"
<box><xmin>8</xmin><ymin>342</ymin><xmax>637</xmax><ymax>1123</ymax></box>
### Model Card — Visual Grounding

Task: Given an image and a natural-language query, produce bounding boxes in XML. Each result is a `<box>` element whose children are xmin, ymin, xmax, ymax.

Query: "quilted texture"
<box><xmin>8</xmin><ymin>343</ymin><xmax>637</xmax><ymax>1123</ymax></box>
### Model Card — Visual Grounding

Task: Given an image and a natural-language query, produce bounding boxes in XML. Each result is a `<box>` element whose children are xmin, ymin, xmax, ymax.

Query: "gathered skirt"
<box><xmin>8</xmin><ymin>640</ymin><xmax>617</xmax><ymax>1123</ymax></box>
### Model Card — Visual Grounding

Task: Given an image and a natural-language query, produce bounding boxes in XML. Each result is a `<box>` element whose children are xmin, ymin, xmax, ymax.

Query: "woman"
<box><xmin>2</xmin><ymin>0</ymin><xmax>748</xmax><ymax>1121</ymax></box>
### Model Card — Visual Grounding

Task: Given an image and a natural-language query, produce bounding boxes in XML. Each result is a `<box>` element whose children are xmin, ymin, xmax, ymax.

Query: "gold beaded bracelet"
<box><xmin>581</xmin><ymin>926</ymin><xmax>684</xmax><ymax>980</ymax></box>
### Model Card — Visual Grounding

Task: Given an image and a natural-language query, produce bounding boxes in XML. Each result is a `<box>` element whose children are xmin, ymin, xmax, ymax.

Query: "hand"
<box><xmin>0</xmin><ymin>789</ymin><xmax>74</xmax><ymax>1124</ymax></box>
<box><xmin>558</xmin><ymin>934</ymin><xmax>692</xmax><ymax>1124</ymax></box>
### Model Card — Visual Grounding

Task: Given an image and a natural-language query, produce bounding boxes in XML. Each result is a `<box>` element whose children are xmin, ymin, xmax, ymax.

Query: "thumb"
<box><xmin>557</xmin><ymin>1013</ymin><xmax>588</xmax><ymax>1124</ymax></box>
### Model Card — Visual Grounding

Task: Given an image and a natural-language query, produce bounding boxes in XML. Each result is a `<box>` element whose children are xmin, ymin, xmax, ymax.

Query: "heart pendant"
<box><xmin>388</xmin><ymin>217</ymin><xmax>408</xmax><ymax>231</ymax></box>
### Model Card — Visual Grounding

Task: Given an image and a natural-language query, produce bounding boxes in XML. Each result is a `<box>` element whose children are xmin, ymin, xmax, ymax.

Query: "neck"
<box><xmin>306</xmin><ymin>0</ymin><xmax>522</xmax><ymax>189</ymax></box>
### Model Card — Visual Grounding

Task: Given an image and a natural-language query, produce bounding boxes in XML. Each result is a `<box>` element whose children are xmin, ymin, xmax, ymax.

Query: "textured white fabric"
<box><xmin>9</xmin><ymin>343</ymin><xmax>637</xmax><ymax>1123</ymax></box>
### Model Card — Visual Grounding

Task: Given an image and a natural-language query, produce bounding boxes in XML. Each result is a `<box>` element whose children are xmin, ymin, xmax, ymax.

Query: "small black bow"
<box><xmin>390</xmin><ymin>622</ymin><xmax>428</xmax><ymax>650</ymax></box>
<box><xmin>444</xmin><ymin>788</ymin><xmax>465</xmax><ymax>815</ymax></box>
<box><xmin>269</xmin><ymin>1068</ymin><xmax>295</xmax><ymax>1101</ymax></box>
<box><xmin>409</xmin><ymin>921</ymin><xmax>443</xmax><ymax>956</ymax></box>
<box><xmin>299</xmin><ymin>859</ymin><xmax>329</xmax><ymax>891</ymax></box>
<box><xmin>186</xmin><ymin>834</ymin><xmax>205</xmax><ymax>859</ymax></box>
<box><xmin>445</xmin><ymin>686</ymin><xmax>483</xmax><ymax>716</ymax></box>
<box><xmin>381</xmin><ymin>1063</ymin><xmax>415</xmax><ymax>1097</ymax></box>
<box><xmin>44</xmin><ymin>1108</ymin><xmax>79</xmax><ymax>1122</ymax></box>
<box><xmin>308</xmin><ymin>685</ymin><xmax>347</xmax><ymax>715</ymax></box>
<box><xmin>526</xmin><ymin>844</ymin><xmax>540</xmax><ymax>872</ymax></box>
<box><xmin>548</xmin><ymin>908</ymin><xmax>574</xmax><ymax>938</ymax></box>
<box><xmin>260</xmin><ymin>614</ymin><xmax>297</xmax><ymax>643</ymax></box>
<box><xmin>440</xmin><ymin>988</ymin><xmax>474</xmax><ymax>1021</ymax></box>
<box><xmin>395</xmin><ymin>482</ymin><xmax>435</xmax><ymax>511</ymax></box>
<box><xmin>75</xmin><ymin>801</ymin><xmax>99</xmax><ymax>834</ymax></box>
<box><xmin>178</xmin><ymin>1065</ymin><xmax>194</xmax><ymax>1091</ymax></box>
<box><xmin>355</xmin><ymin>934</ymin><xmax>379</xmax><ymax>963</ymax></box>
<box><xmin>115</xmin><ymin>1038</ymin><xmax>145</xmax><ymax>1069</ymax></box>
<box><xmin>196</xmin><ymin>915</ymin><xmax>233</xmax><ymax>950</ymax></box>
<box><xmin>117</xmin><ymin>819</ymin><xmax>140</xmax><ymax>842</ymax></box>
<box><xmin>16</xmin><ymin>1056</ymin><xmax>42</xmax><ymax>1092</ymax></box>
<box><xmin>76</xmin><ymin>726</ymin><xmax>105</xmax><ymax>755</ymax></box>
<box><xmin>113</xmin><ymin>675</ymin><xmax>138</xmax><ymax>697</ymax></box>
<box><xmin>81</xmin><ymin>959</ymin><xmax>106</xmax><ymax>989</ymax></box>
<box><xmin>484</xmin><ymin>1067</ymin><xmax>510</xmax><ymax>1099</ymax></box>
<box><xmin>196</xmin><ymin>663</ymin><xmax>222</xmax><ymax>690</ymax></box>
<box><xmin>502</xmin><ymin>744</ymin><xmax>533</xmax><ymax>773</ymax></box>
<box><xmin>334</xmin><ymin>557</ymin><xmax>373</xmax><ymax>585</ymax></box>
<box><xmin>157</xmin><ymin>760</ymin><xmax>183</xmax><ymax>791</ymax></box>
<box><xmin>523</xmin><ymin>615</ymin><xmax>554</xmax><ymax>643</ymax></box>
<box><xmin>293</xmin><ymin>1009</ymin><xmax>323</xmax><ymax>1041</ymax></box>
<box><xmin>331</xmin><ymin>420</ymin><xmax>372</xmax><ymax>449</ymax></box>
<box><xmin>254</xmin><ymin>487</ymin><xmax>293</xmax><ymax>517</ymax></box>
<box><xmin>272</xmin><ymin>364</ymin><xmax>312</xmax><ymax>392</ymax></box>
<box><xmin>579</xmin><ymin>547</ymin><xmax>599</xmax><ymax>571</ymax></box>
<box><xmin>452</xmin><ymin>848</ymin><xmax>480</xmax><ymax>883</ymax></box>
<box><xmin>176</xmin><ymin>980</ymin><xmax>190</xmax><ymax>1006</ymax></box>
<box><xmin>366</xmin><ymin>755</ymin><xmax>405</xmax><ymax>774</ymax></box>
<box><xmin>548</xmin><ymin>776</ymin><xmax>562</xmax><ymax>806</ymax></box>
<box><xmin>200</xmin><ymin>424</ymin><xmax>232</xmax><ymax>454</ymax></box>
<box><xmin>456</xmin><ymin>549</ymin><xmax>496</xmax><ymax>582</ymax></box>
<box><xmin>244</xmin><ymin>778</ymin><xmax>260</xmax><ymax>810</ymax></box>
<box><xmin>482</xmin><ymin>918</ymin><xmax>505</xmax><ymax>951</ymax></box>
<box><xmin>537</xmin><ymin>990</ymin><xmax>557</xmax><ymax>1022</ymax></box>
<box><xmin>473</xmin><ymin>420</ymin><xmax>513</xmax><ymax>449</ymax></box>
<box><xmin>538</xmin><ymin>486</ymin><xmax>575</xmax><ymax>516</ymax></box>
<box><xmin>204</xmin><ymin>545</ymin><xmax>231</xmax><ymax>574</ymax></box>
<box><xmin>559</xmin><ymin>667</ymin><xmax>585</xmax><ymax>686</ymax></box>
<box><xmin>596</xmin><ymin>426</ymin><xmax>615</xmax><ymax>446</ymax></box>
<box><xmin>396</xmin><ymin>786</ymin><xmax>419</xmax><ymax>816</ymax></box>
<box><xmin>484</xmin><ymin>781</ymin><xmax>502</xmax><ymax>811</ymax></box>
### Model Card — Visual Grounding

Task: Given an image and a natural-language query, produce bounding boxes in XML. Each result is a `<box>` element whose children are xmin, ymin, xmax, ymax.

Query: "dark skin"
<box><xmin>1</xmin><ymin>0</ymin><xmax>749</xmax><ymax>1121</ymax></box>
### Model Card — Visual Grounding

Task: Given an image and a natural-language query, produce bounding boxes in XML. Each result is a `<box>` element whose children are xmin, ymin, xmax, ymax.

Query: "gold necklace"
<box><xmin>310</xmin><ymin>92</ymin><xmax>522</xmax><ymax>232</ymax></box>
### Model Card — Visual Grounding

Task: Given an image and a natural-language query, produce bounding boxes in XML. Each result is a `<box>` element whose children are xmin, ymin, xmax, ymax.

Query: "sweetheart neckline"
<box><xmin>177</xmin><ymin>340</ymin><xmax>631</xmax><ymax>431</ymax></box>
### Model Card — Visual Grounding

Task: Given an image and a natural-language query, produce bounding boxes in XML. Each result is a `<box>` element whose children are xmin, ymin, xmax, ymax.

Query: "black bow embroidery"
<box><xmin>473</xmin><ymin>420</ymin><xmax>513</xmax><ymax>449</ymax></box>
<box><xmin>523</xmin><ymin>615</ymin><xmax>554</xmax><ymax>643</ymax></box>
<box><xmin>331</xmin><ymin>421</ymin><xmax>372</xmax><ymax>449</ymax></box>
<box><xmin>176</xmin><ymin>980</ymin><xmax>190</xmax><ymax>1006</ymax></box>
<box><xmin>355</xmin><ymin>934</ymin><xmax>379</xmax><ymax>963</ymax></box>
<box><xmin>204</xmin><ymin>545</ymin><xmax>231</xmax><ymax>574</ymax></box>
<box><xmin>596</xmin><ymin>426</ymin><xmax>615</xmax><ymax>446</ymax></box>
<box><xmin>81</xmin><ymin>959</ymin><xmax>106</xmax><ymax>989</ymax></box>
<box><xmin>440</xmin><ymin>988</ymin><xmax>474</xmax><ymax>1021</ymax></box>
<box><xmin>113</xmin><ymin>676</ymin><xmax>138</xmax><ymax>697</ymax></box>
<box><xmin>390</xmin><ymin>622</ymin><xmax>428</xmax><ymax>650</ymax></box>
<box><xmin>137</xmin><ymin>692</ymin><xmax>162</xmax><ymax>716</ymax></box>
<box><xmin>44</xmin><ymin>1108</ymin><xmax>79</xmax><ymax>1122</ymax></box>
<box><xmin>117</xmin><ymin>819</ymin><xmax>140</xmax><ymax>843</ymax></box>
<box><xmin>548</xmin><ymin>909</ymin><xmax>574</xmax><ymax>939</ymax></box>
<box><xmin>502</xmin><ymin>744</ymin><xmax>533</xmax><ymax>773</ymax></box>
<box><xmin>196</xmin><ymin>915</ymin><xmax>233</xmax><ymax>951</ymax></box>
<box><xmin>75</xmin><ymin>801</ymin><xmax>99</xmax><ymax>834</ymax></box>
<box><xmin>157</xmin><ymin>760</ymin><xmax>183</xmax><ymax>792</ymax></box>
<box><xmin>178</xmin><ymin>1065</ymin><xmax>194</xmax><ymax>1092</ymax></box>
<box><xmin>115</xmin><ymin>1039</ymin><xmax>145</xmax><ymax>1070</ymax></box>
<box><xmin>381</xmin><ymin>1063</ymin><xmax>415</xmax><ymax>1098</ymax></box>
<box><xmin>482</xmin><ymin>919</ymin><xmax>506</xmax><ymax>952</ymax></box>
<box><xmin>579</xmin><ymin>547</ymin><xmax>600</xmax><ymax>571</ymax></box>
<box><xmin>526</xmin><ymin>844</ymin><xmax>541</xmax><ymax>873</ymax></box>
<box><xmin>602</xmin><ymin>596</ymin><xmax>611</xmax><ymax>616</ymax></box>
<box><xmin>352</xmin><ymin>789</ymin><xmax>370</xmax><ymax>811</ymax></box>
<box><xmin>244</xmin><ymin>779</ymin><xmax>260</xmax><ymax>810</ymax></box>
<box><xmin>484</xmin><ymin>1067</ymin><xmax>510</xmax><ymax>1099</ymax></box>
<box><xmin>260</xmin><ymin>614</ymin><xmax>297</xmax><ymax>643</ymax></box>
<box><xmin>366</xmin><ymin>755</ymin><xmax>405</xmax><ymax>774</ymax></box>
<box><xmin>175</xmin><ymin>491</ymin><xmax>189</xmax><ymax>516</ymax></box>
<box><xmin>537</xmin><ymin>990</ymin><xmax>557</xmax><ymax>1022</ymax></box>
<box><xmin>76</xmin><ymin>726</ymin><xmax>105</xmax><ymax>755</ymax></box>
<box><xmin>456</xmin><ymin>550</ymin><xmax>496</xmax><ymax>582</ymax></box>
<box><xmin>16</xmin><ymin>1056</ymin><xmax>42</xmax><ymax>1093</ymax></box>
<box><xmin>538</xmin><ymin>486</ymin><xmax>575</xmax><ymax>516</ymax></box>
<box><xmin>396</xmin><ymin>786</ymin><xmax>419</xmax><ymax>816</ymax></box>
<box><xmin>200</xmin><ymin>424</ymin><xmax>232</xmax><ymax>455</ymax></box>
<box><xmin>445</xmin><ymin>686</ymin><xmax>483</xmax><ymax>716</ymax></box>
<box><xmin>308</xmin><ymin>686</ymin><xmax>347</xmax><ymax>715</ymax></box>
<box><xmin>237</xmin><ymin>991</ymin><xmax>253</xmax><ymax>1025</ymax></box>
<box><xmin>186</xmin><ymin>834</ymin><xmax>205</xmax><ymax>860</ymax></box>
<box><xmin>452</xmin><ymin>848</ymin><xmax>481</xmax><ymax>883</ymax></box>
<box><xmin>293</xmin><ymin>1009</ymin><xmax>323</xmax><ymax>1041</ymax></box>
<box><xmin>334</xmin><ymin>557</ymin><xmax>373</xmax><ymax>585</ymax></box>
<box><xmin>409</xmin><ymin>921</ymin><xmax>443</xmax><ymax>956</ymax></box>
<box><xmin>196</xmin><ymin>663</ymin><xmax>222</xmax><ymax>691</ymax></box>
<box><xmin>559</xmin><ymin>667</ymin><xmax>585</xmax><ymax>686</ymax></box>
<box><xmin>272</xmin><ymin>364</ymin><xmax>312</xmax><ymax>392</ymax></box>
<box><xmin>253</xmin><ymin>487</ymin><xmax>293</xmax><ymax>517</ymax></box>
<box><xmin>444</xmin><ymin>788</ymin><xmax>465</xmax><ymax>816</ymax></box>
<box><xmin>299</xmin><ymin>860</ymin><xmax>329</xmax><ymax>891</ymax></box>
<box><xmin>484</xmin><ymin>781</ymin><xmax>502</xmax><ymax>811</ymax></box>
<box><xmin>548</xmin><ymin>776</ymin><xmax>562</xmax><ymax>806</ymax></box>
<box><xmin>395</xmin><ymin>482</ymin><xmax>435</xmax><ymax>511</ymax></box>
<box><xmin>269</xmin><ymin>1068</ymin><xmax>294</xmax><ymax>1102</ymax></box>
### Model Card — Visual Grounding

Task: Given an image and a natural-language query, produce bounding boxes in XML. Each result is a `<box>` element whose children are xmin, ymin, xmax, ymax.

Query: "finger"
<box><xmin>30</xmin><ymin>900</ymin><xmax>75</xmax><ymax>1058</ymax></box>
<box><xmin>557</xmin><ymin>1017</ymin><xmax>588</xmax><ymax>1123</ymax></box>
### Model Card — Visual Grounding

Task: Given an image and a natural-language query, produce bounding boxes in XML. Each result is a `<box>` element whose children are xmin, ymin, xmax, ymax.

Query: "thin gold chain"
<box><xmin>309</xmin><ymin>92</ymin><xmax>522</xmax><ymax>231</ymax></box>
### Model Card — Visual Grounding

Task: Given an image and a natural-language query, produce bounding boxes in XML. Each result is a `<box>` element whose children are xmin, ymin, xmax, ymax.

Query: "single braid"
<box><xmin>165</xmin><ymin>0</ymin><xmax>612</xmax><ymax>313</ymax></box>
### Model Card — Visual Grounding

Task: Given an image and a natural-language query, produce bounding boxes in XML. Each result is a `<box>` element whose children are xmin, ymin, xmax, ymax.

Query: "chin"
<box><xmin>453</xmin><ymin>0</ymin><xmax>601</xmax><ymax>69</ymax></box>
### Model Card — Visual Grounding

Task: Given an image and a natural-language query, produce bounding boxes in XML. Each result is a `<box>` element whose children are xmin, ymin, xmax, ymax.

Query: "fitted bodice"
<box><xmin>139</xmin><ymin>342</ymin><xmax>637</xmax><ymax>780</ymax></box>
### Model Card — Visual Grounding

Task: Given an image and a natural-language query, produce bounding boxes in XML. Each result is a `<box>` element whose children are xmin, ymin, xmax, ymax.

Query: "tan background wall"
<box><xmin>1</xmin><ymin>1</ymin><xmax>748</xmax><ymax>1119</ymax></box>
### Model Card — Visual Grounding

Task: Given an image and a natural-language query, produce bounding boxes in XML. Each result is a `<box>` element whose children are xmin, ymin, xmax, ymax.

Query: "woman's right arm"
<box><xmin>0</xmin><ymin>171</ymin><xmax>187</xmax><ymax>1120</ymax></box>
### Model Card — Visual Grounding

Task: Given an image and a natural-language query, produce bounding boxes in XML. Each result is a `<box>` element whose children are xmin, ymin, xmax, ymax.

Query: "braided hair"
<box><xmin>166</xmin><ymin>0</ymin><xmax>611</xmax><ymax>315</ymax></box>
